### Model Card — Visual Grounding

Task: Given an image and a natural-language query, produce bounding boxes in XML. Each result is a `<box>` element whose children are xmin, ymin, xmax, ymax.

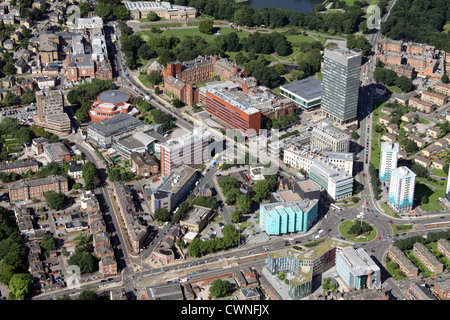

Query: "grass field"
<box><xmin>380</xmin><ymin>202</ymin><xmax>401</xmax><ymax>218</ymax></box>
<box><xmin>139</xmin><ymin>27</ymin><xmax>250</xmax><ymax>43</ymax></box>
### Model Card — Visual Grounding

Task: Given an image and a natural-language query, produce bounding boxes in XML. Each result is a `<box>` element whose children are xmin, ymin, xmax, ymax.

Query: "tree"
<box><xmin>2</xmin><ymin>62</ymin><xmax>15</xmax><ymax>75</ymax></box>
<box><xmin>351</xmin><ymin>131</ymin><xmax>360</xmax><ymax>140</ymax></box>
<box><xmin>113</xmin><ymin>5</ymin><xmax>129</xmax><ymax>20</ymax></box>
<box><xmin>209</xmin><ymin>279</ymin><xmax>231</xmax><ymax>298</ymax></box>
<box><xmin>147</xmin><ymin>11</ymin><xmax>159</xmax><ymax>21</ymax></box>
<box><xmin>199</xmin><ymin>19</ymin><xmax>214</xmax><ymax>35</ymax></box>
<box><xmin>68</xmin><ymin>252</ymin><xmax>98</xmax><ymax>274</ymax></box>
<box><xmin>43</xmin><ymin>191</ymin><xmax>66</xmax><ymax>210</ymax></box>
<box><xmin>82</xmin><ymin>162</ymin><xmax>100</xmax><ymax>190</ymax></box>
<box><xmin>411</xmin><ymin>163</ymin><xmax>428</xmax><ymax>178</ymax></box>
<box><xmin>443</xmin><ymin>162</ymin><xmax>449</xmax><ymax>175</ymax></box>
<box><xmin>94</xmin><ymin>3</ymin><xmax>113</xmax><ymax>20</ymax></box>
<box><xmin>231</xmin><ymin>210</ymin><xmax>243</xmax><ymax>223</ymax></box>
<box><xmin>2</xmin><ymin>92</ymin><xmax>19</xmax><ymax>106</ymax></box>
<box><xmin>421</xmin><ymin>194</ymin><xmax>429</xmax><ymax>204</ymax></box>
<box><xmin>40</xmin><ymin>234</ymin><xmax>56</xmax><ymax>258</ymax></box>
<box><xmin>404</xmin><ymin>139</ymin><xmax>419</xmax><ymax>153</ymax></box>
<box><xmin>236</xmin><ymin>194</ymin><xmax>251</xmax><ymax>214</ymax></box>
<box><xmin>252</xmin><ymin>180</ymin><xmax>270</xmax><ymax>203</ymax></box>
<box><xmin>154</xmin><ymin>208</ymin><xmax>170</xmax><ymax>222</ymax></box>
<box><xmin>77</xmin><ymin>290</ymin><xmax>99</xmax><ymax>300</ymax></box>
<box><xmin>8</xmin><ymin>273</ymin><xmax>33</xmax><ymax>300</ymax></box>
<box><xmin>146</xmin><ymin>70</ymin><xmax>162</xmax><ymax>85</ymax></box>
<box><xmin>395</xmin><ymin>76</ymin><xmax>414</xmax><ymax>92</ymax></box>
<box><xmin>78</xmin><ymin>2</ymin><xmax>91</xmax><ymax>18</ymax></box>
<box><xmin>225</xmin><ymin>188</ymin><xmax>240</xmax><ymax>205</ymax></box>
<box><xmin>442</xmin><ymin>74</ymin><xmax>449</xmax><ymax>84</ymax></box>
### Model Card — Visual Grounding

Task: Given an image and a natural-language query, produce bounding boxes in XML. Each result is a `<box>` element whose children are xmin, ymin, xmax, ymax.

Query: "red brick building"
<box><xmin>0</xmin><ymin>160</ymin><xmax>39</xmax><ymax>175</ymax></box>
<box><xmin>205</xmin><ymin>88</ymin><xmax>262</xmax><ymax>133</ymax></box>
<box><xmin>66</xmin><ymin>54</ymin><xmax>96</xmax><ymax>82</ymax></box>
<box><xmin>8</xmin><ymin>175</ymin><xmax>68</xmax><ymax>203</ymax></box>
<box><xmin>161</xmin><ymin>55</ymin><xmax>247</xmax><ymax>106</ymax></box>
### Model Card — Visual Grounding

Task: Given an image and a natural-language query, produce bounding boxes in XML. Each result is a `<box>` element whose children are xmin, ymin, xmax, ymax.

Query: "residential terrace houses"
<box><xmin>435</xmin><ymin>82</ymin><xmax>450</xmax><ymax>96</ymax></box>
<box><xmin>408</xmin><ymin>97</ymin><xmax>434</xmax><ymax>114</ymax></box>
<box><xmin>413</xmin><ymin>242</ymin><xmax>444</xmax><ymax>274</ymax></box>
<box><xmin>113</xmin><ymin>182</ymin><xmax>150</xmax><ymax>253</ymax></box>
<box><xmin>0</xmin><ymin>160</ymin><xmax>39</xmax><ymax>175</ymax></box>
<box><xmin>388</xmin><ymin>246</ymin><xmax>419</xmax><ymax>278</ymax></box>
<box><xmin>421</xmin><ymin>91</ymin><xmax>448</xmax><ymax>107</ymax></box>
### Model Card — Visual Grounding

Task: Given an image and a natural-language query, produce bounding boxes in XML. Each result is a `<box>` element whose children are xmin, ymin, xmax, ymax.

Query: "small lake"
<box><xmin>242</xmin><ymin>0</ymin><xmax>323</xmax><ymax>13</ymax></box>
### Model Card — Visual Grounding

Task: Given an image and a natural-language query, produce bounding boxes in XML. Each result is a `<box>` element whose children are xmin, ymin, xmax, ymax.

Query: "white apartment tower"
<box><xmin>379</xmin><ymin>142</ymin><xmax>400</xmax><ymax>183</ymax></box>
<box><xmin>388</xmin><ymin>166</ymin><xmax>416</xmax><ymax>214</ymax></box>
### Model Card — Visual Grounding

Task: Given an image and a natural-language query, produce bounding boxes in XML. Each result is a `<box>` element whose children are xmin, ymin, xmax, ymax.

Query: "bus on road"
<box><xmin>330</xmin><ymin>203</ymin><xmax>343</xmax><ymax>211</ymax></box>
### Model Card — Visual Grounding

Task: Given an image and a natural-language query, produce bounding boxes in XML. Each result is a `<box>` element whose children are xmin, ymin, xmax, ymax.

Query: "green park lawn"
<box><xmin>414</xmin><ymin>183</ymin><xmax>445</xmax><ymax>211</ymax></box>
<box><xmin>380</xmin><ymin>202</ymin><xmax>401</xmax><ymax>218</ymax></box>
<box><xmin>139</xmin><ymin>26</ymin><xmax>250</xmax><ymax>43</ymax></box>
<box><xmin>390</xmin><ymin>224</ymin><xmax>413</xmax><ymax>235</ymax></box>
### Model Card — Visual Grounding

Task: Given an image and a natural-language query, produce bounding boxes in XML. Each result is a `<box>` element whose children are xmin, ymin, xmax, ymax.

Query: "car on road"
<box><xmin>377</xmin><ymin>237</ymin><xmax>381</xmax><ymax>240</ymax></box>
<box><xmin>388</xmin><ymin>220</ymin><xmax>392</xmax><ymax>223</ymax></box>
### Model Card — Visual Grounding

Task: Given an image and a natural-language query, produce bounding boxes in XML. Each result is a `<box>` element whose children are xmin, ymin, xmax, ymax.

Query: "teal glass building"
<box><xmin>259</xmin><ymin>199</ymin><xmax>318</xmax><ymax>235</ymax></box>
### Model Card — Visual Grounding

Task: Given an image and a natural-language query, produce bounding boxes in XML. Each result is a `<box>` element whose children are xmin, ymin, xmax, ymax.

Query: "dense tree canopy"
<box><xmin>82</xmin><ymin>162</ymin><xmax>101</xmax><ymax>190</ymax></box>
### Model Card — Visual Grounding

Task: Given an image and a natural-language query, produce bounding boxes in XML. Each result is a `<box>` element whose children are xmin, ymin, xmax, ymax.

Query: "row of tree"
<box><xmin>174</xmin><ymin>0</ymin><xmax>366</xmax><ymax>35</ymax></box>
<box><xmin>373</xmin><ymin>67</ymin><xmax>415</xmax><ymax>92</ymax></box>
<box><xmin>186</xmin><ymin>224</ymin><xmax>239</xmax><ymax>257</ymax></box>
<box><xmin>381</xmin><ymin>0</ymin><xmax>450</xmax><ymax>52</ymax></box>
<box><xmin>394</xmin><ymin>229</ymin><xmax>450</xmax><ymax>251</ymax></box>
<box><xmin>0</xmin><ymin>207</ymin><xmax>33</xmax><ymax>300</ymax></box>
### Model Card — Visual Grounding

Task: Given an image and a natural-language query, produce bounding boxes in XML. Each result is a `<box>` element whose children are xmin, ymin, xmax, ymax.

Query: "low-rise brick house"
<box><xmin>239</xmin><ymin>287</ymin><xmax>261</xmax><ymax>300</ymax></box>
<box><xmin>403</xmin><ymin>123</ymin><xmax>415</xmax><ymax>133</ymax></box>
<box><xmin>413</xmin><ymin>155</ymin><xmax>429</xmax><ymax>167</ymax></box>
<box><xmin>437</xmin><ymin>239</ymin><xmax>450</xmax><ymax>261</ymax></box>
<box><xmin>382</xmin><ymin>132</ymin><xmax>396</xmax><ymax>142</ymax></box>
<box><xmin>431</xmin><ymin>159</ymin><xmax>446</xmax><ymax>170</ymax></box>
<box><xmin>386</xmin><ymin>123</ymin><xmax>398</xmax><ymax>134</ymax></box>
<box><xmin>434</xmin><ymin>278</ymin><xmax>450</xmax><ymax>300</ymax></box>
<box><xmin>380</xmin><ymin>106</ymin><xmax>394</xmax><ymax>115</ymax></box>
<box><xmin>435</xmin><ymin>82</ymin><xmax>450</xmax><ymax>96</ymax></box>
<box><xmin>408</xmin><ymin>134</ymin><xmax>426</xmax><ymax>148</ymax></box>
<box><xmin>426</xmin><ymin>126</ymin><xmax>441</xmax><ymax>139</ymax></box>
<box><xmin>408</xmin><ymin>97</ymin><xmax>434</xmax><ymax>113</ymax></box>
<box><xmin>413</xmin><ymin>242</ymin><xmax>444</xmax><ymax>274</ymax></box>
<box><xmin>130</xmin><ymin>151</ymin><xmax>159</xmax><ymax>177</ymax></box>
<box><xmin>401</xmin><ymin>111</ymin><xmax>416</xmax><ymax>123</ymax></box>
<box><xmin>406</xmin><ymin>282</ymin><xmax>437</xmax><ymax>300</ymax></box>
<box><xmin>435</xmin><ymin>136</ymin><xmax>449</xmax><ymax>148</ymax></box>
<box><xmin>0</xmin><ymin>160</ymin><xmax>39</xmax><ymax>174</ymax></box>
<box><xmin>421</xmin><ymin>91</ymin><xmax>447</xmax><ymax>106</ymax></box>
<box><xmin>378</xmin><ymin>116</ymin><xmax>391</xmax><ymax>126</ymax></box>
<box><xmin>421</xmin><ymin>143</ymin><xmax>441</xmax><ymax>157</ymax></box>
<box><xmin>99</xmin><ymin>257</ymin><xmax>118</xmax><ymax>276</ymax></box>
<box><xmin>388</xmin><ymin>246</ymin><xmax>419</xmax><ymax>278</ymax></box>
